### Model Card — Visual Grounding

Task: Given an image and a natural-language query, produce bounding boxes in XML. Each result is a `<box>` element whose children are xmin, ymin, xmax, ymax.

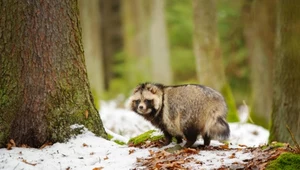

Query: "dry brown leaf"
<box><xmin>229</xmin><ymin>153</ymin><xmax>236</xmax><ymax>159</ymax></box>
<box><xmin>104</xmin><ymin>156</ymin><xmax>109</xmax><ymax>160</ymax></box>
<box><xmin>220</xmin><ymin>144</ymin><xmax>229</xmax><ymax>149</ymax></box>
<box><xmin>22</xmin><ymin>159</ymin><xmax>37</xmax><ymax>166</ymax></box>
<box><xmin>7</xmin><ymin>139</ymin><xmax>16</xmax><ymax>150</ymax></box>
<box><xmin>85</xmin><ymin>110</ymin><xmax>89</xmax><ymax>119</ymax></box>
<box><xmin>82</xmin><ymin>143</ymin><xmax>88</xmax><ymax>147</ymax></box>
<box><xmin>92</xmin><ymin>167</ymin><xmax>104</xmax><ymax>170</ymax></box>
<box><xmin>129</xmin><ymin>149</ymin><xmax>136</xmax><ymax>155</ymax></box>
<box><xmin>21</xmin><ymin>144</ymin><xmax>29</xmax><ymax>148</ymax></box>
<box><xmin>10</xmin><ymin>139</ymin><xmax>16</xmax><ymax>147</ymax></box>
<box><xmin>40</xmin><ymin>142</ymin><xmax>52</xmax><ymax>149</ymax></box>
<box><xmin>6</xmin><ymin>143</ymin><xmax>13</xmax><ymax>150</ymax></box>
<box><xmin>182</xmin><ymin>148</ymin><xmax>199</xmax><ymax>154</ymax></box>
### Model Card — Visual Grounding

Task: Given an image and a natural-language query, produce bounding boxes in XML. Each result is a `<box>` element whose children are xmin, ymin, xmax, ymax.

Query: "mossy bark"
<box><xmin>0</xmin><ymin>0</ymin><xmax>107</xmax><ymax>148</ymax></box>
<box><xmin>269</xmin><ymin>0</ymin><xmax>300</xmax><ymax>143</ymax></box>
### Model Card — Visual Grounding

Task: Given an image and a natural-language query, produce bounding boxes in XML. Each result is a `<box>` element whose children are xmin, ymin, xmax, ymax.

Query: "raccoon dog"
<box><xmin>128</xmin><ymin>82</ymin><xmax>230</xmax><ymax>147</ymax></box>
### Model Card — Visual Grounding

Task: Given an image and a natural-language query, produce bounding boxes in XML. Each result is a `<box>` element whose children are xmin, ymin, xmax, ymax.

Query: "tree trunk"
<box><xmin>149</xmin><ymin>0</ymin><xmax>173</xmax><ymax>84</ymax></box>
<box><xmin>100</xmin><ymin>0</ymin><xmax>123</xmax><ymax>90</ymax></box>
<box><xmin>269</xmin><ymin>0</ymin><xmax>300</xmax><ymax>143</ymax></box>
<box><xmin>243</xmin><ymin>0</ymin><xmax>276</xmax><ymax>128</ymax></box>
<box><xmin>122</xmin><ymin>0</ymin><xmax>151</xmax><ymax>86</ymax></box>
<box><xmin>0</xmin><ymin>0</ymin><xmax>107</xmax><ymax>148</ymax></box>
<box><xmin>192</xmin><ymin>0</ymin><xmax>239</xmax><ymax>122</ymax></box>
<box><xmin>79</xmin><ymin>0</ymin><xmax>105</xmax><ymax>106</ymax></box>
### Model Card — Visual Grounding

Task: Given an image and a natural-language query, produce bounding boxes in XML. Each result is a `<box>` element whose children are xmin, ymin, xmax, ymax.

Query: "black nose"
<box><xmin>139</xmin><ymin>105</ymin><xmax>144</xmax><ymax>109</ymax></box>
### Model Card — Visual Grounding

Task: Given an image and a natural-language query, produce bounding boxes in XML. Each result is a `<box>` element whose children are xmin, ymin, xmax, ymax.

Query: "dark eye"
<box><xmin>144</xmin><ymin>99</ymin><xmax>153</xmax><ymax>104</ymax></box>
<box><xmin>134</xmin><ymin>100</ymin><xmax>141</xmax><ymax>105</ymax></box>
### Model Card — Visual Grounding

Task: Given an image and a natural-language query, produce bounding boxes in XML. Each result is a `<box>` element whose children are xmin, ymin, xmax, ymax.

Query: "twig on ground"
<box><xmin>286</xmin><ymin>124</ymin><xmax>300</xmax><ymax>153</ymax></box>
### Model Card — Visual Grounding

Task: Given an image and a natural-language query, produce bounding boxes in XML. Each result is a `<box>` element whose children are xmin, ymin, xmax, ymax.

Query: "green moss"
<box><xmin>128</xmin><ymin>130</ymin><xmax>164</xmax><ymax>145</ymax></box>
<box><xmin>113</xmin><ymin>139</ymin><xmax>126</xmax><ymax>145</ymax></box>
<box><xmin>107</xmin><ymin>134</ymin><xmax>113</xmax><ymax>140</ymax></box>
<box><xmin>221</xmin><ymin>83</ymin><xmax>239</xmax><ymax>122</ymax></box>
<box><xmin>106</xmin><ymin>132</ymin><xmax>127</xmax><ymax>145</ymax></box>
<box><xmin>261</xmin><ymin>142</ymin><xmax>286</xmax><ymax>150</ymax></box>
<box><xmin>266</xmin><ymin>152</ymin><xmax>300</xmax><ymax>170</ymax></box>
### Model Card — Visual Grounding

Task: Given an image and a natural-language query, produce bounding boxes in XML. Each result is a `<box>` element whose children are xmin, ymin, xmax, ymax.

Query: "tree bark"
<box><xmin>149</xmin><ymin>0</ymin><xmax>173</xmax><ymax>84</ymax></box>
<box><xmin>192</xmin><ymin>0</ymin><xmax>225</xmax><ymax>90</ymax></box>
<box><xmin>0</xmin><ymin>0</ymin><xmax>107</xmax><ymax>148</ymax></box>
<box><xmin>243</xmin><ymin>0</ymin><xmax>276</xmax><ymax>128</ymax></box>
<box><xmin>269</xmin><ymin>0</ymin><xmax>300</xmax><ymax>143</ymax></box>
<box><xmin>100</xmin><ymin>0</ymin><xmax>123</xmax><ymax>90</ymax></box>
<box><xmin>79</xmin><ymin>0</ymin><xmax>105</xmax><ymax>105</ymax></box>
<box><xmin>192</xmin><ymin>0</ymin><xmax>239</xmax><ymax>122</ymax></box>
<box><xmin>122</xmin><ymin>0</ymin><xmax>151</xmax><ymax>86</ymax></box>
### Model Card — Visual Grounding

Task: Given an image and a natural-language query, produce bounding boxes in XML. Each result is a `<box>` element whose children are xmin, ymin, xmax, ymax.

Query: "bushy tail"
<box><xmin>209</xmin><ymin>117</ymin><xmax>230</xmax><ymax>140</ymax></box>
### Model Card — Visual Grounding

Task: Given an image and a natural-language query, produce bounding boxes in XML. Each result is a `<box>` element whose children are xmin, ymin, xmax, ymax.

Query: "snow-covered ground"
<box><xmin>0</xmin><ymin>100</ymin><xmax>269</xmax><ymax>170</ymax></box>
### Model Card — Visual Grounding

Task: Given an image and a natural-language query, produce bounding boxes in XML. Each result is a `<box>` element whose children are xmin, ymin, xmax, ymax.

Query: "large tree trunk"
<box><xmin>243</xmin><ymin>0</ymin><xmax>276</xmax><ymax>128</ymax></box>
<box><xmin>79</xmin><ymin>0</ymin><xmax>105</xmax><ymax>105</ymax></box>
<box><xmin>269</xmin><ymin>0</ymin><xmax>300</xmax><ymax>143</ymax></box>
<box><xmin>192</xmin><ymin>0</ymin><xmax>239</xmax><ymax>122</ymax></box>
<box><xmin>0</xmin><ymin>0</ymin><xmax>107</xmax><ymax>148</ymax></box>
<box><xmin>149</xmin><ymin>0</ymin><xmax>173</xmax><ymax>84</ymax></box>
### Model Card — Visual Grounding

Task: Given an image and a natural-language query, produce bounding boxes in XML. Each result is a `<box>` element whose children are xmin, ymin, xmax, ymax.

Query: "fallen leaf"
<box><xmin>82</xmin><ymin>143</ymin><xmax>88</xmax><ymax>147</ymax></box>
<box><xmin>7</xmin><ymin>139</ymin><xmax>16</xmax><ymax>150</ymax></box>
<box><xmin>40</xmin><ymin>142</ymin><xmax>53</xmax><ymax>149</ymax></box>
<box><xmin>104</xmin><ymin>156</ymin><xmax>109</xmax><ymax>160</ymax></box>
<box><xmin>21</xmin><ymin>144</ymin><xmax>29</xmax><ymax>148</ymax></box>
<box><xmin>6</xmin><ymin>143</ymin><xmax>13</xmax><ymax>150</ymax></box>
<box><xmin>85</xmin><ymin>110</ymin><xmax>89</xmax><ymax>119</ymax></box>
<box><xmin>92</xmin><ymin>167</ymin><xmax>103</xmax><ymax>170</ymax></box>
<box><xmin>129</xmin><ymin>149</ymin><xmax>136</xmax><ymax>155</ymax></box>
<box><xmin>10</xmin><ymin>139</ymin><xmax>16</xmax><ymax>147</ymax></box>
<box><xmin>229</xmin><ymin>153</ymin><xmax>236</xmax><ymax>159</ymax></box>
<box><xmin>220</xmin><ymin>143</ymin><xmax>229</xmax><ymax>149</ymax></box>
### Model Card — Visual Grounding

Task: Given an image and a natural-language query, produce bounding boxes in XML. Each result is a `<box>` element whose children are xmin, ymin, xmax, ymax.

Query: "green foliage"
<box><xmin>166</xmin><ymin>0</ymin><xmax>196</xmax><ymax>83</ymax></box>
<box><xmin>221</xmin><ymin>83</ymin><xmax>239</xmax><ymax>122</ymax></box>
<box><xmin>266</xmin><ymin>152</ymin><xmax>300</xmax><ymax>170</ymax></box>
<box><xmin>128</xmin><ymin>130</ymin><xmax>164</xmax><ymax>146</ymax></box>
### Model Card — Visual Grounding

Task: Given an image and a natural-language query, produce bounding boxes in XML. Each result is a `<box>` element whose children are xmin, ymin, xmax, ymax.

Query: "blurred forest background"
<box><xmin>78</xmin><ymin>0</ymin><xmax>275</xmax><ymax>128</ymax></box>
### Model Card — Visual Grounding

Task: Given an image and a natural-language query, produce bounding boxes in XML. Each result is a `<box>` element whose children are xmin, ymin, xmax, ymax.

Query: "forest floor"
<box><xmin>0</xmin><ymin>99</ymin><xmax>295</xmax><ymax>170</ymax></box>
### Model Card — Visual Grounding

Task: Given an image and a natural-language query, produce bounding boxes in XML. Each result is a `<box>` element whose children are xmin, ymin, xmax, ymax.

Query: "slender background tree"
<box><xmin>192</xmin><ymin>0</ymin><xmax>239</xmax><ymax>122</ymax></box>
<box><xmin>149</xmin><ymin>0</ymin><xmax>173</xmax><ymax>84</ymax></box>
<box><xmin>0</xmin><ymin>0</ymin><xmax>107</xmax><ymax>148</ymax></box>
<box><xmin>243</xmin><ymin>0</ymin><xmax>276</xmax><ymax>128</ymax></box>
<box><xmin>79</xmin><ymin>0</ymin><xmax>105</xmax><ymax>105</ymax></box>
<box><xmin>100</xmin><ymin>0</ymin><xmax>123</xmax><ymax>90</ymax></box>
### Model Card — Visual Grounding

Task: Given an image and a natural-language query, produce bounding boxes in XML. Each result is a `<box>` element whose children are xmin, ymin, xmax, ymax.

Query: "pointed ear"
<box><xmin>133</xmin><ymin>85</ymin><xmax>141</xmax><ymax>93</ymax></box>
<box><xmin>148</xmin><ymin>86</ymin><xmax>158</xmax><ymax>94</ymax></box>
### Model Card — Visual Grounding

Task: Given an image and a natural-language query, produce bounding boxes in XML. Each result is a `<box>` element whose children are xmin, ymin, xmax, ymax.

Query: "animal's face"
<box><xmin>128</xmin><ymin>84</ymin><xmax>162</xmax><ymax>115</ymax></box>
